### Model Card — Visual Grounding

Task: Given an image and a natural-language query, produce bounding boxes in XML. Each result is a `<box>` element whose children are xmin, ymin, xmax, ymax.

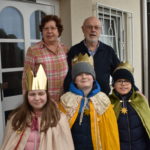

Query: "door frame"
<box><xmin>0</xmin><ymin>0</ymin><xmax>58</xmax><ymax>144</ymax></box>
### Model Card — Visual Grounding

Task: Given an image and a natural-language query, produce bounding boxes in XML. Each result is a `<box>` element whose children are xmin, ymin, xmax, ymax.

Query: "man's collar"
<box><xmin>83</xmin><ymin>40</ymin><xmax>100</xmax><ymax>50</ymax></box>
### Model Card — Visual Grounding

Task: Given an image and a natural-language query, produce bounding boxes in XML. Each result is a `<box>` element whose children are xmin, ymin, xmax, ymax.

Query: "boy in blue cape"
<box><xmin>60</xmin><ymin>53</ymin><xmax>120</xmax><ymax>150</ymax></box>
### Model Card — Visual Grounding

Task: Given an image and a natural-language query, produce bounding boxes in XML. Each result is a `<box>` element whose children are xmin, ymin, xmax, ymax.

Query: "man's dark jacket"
<box><xmin>64</xmin><ymin>40</ymin><xmax>120</xmax><ymax>95</ymax></box>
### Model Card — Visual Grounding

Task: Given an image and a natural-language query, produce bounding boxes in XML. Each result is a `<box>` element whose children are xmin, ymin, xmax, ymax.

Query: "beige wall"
<box><xmin>70</xmin><ymin>0</ymin><xmax>92</xmax><ymax>45</ymax></box>
<box><xmin>60</xmin><ymin>0</ymin><xmax>142</xmax><ymax>90</ymax></box>
<box><xmin>60</xmin><ymin>0</ymin><xmax>71</xmax><ymax>47</ymax></box>
<box><xmin>60</xmin><ymin>0</ymin><xmax>92</xmax><ymax>47</ymax></box>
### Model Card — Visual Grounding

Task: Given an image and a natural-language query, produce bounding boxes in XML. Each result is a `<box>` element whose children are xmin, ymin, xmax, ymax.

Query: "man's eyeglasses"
<box><xmin>43</xmin><ymin>27</ymin><xmax>57</xmax><ymax>31</ymax></box>
<box><xmin>116</xmin><ymin>79</ymin><xmax>130</xmax><ymax>85</ymax></box>
<box><xmin>85</xmin><ymin>25</ymin><xmax>101</xmax><ymax>31</ymax></box>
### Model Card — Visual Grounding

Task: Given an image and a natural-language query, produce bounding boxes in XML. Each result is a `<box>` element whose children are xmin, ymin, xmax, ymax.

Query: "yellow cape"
<box><xmin>60</xmin><ymin>92</ymin><xmax>120</xmax><ymax>150</ymax></box>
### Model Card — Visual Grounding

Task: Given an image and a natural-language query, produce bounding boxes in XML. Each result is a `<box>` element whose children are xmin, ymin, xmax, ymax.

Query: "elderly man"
<box><xmin>64</xmin><ymin>16</ymin><xmax>120</xmax><ymax>95</ymax></box>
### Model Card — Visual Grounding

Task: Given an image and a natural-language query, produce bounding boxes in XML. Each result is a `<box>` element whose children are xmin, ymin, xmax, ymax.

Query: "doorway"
<box><xmin>0</xmin><ymin>0</ymin><xmax>57</xmax><ymax>144</ymax></box>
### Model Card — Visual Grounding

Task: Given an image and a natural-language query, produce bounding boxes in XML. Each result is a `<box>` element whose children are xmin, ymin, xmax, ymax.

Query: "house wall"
<box><xmin>60</xmin><ymin>0</ymin><xmax>142</xmax><ymax>91</ymax></box>
<box><xmin>59</xmin><ymin>0</ymin><xmax>72</xmax><ymax>47</ymax></box>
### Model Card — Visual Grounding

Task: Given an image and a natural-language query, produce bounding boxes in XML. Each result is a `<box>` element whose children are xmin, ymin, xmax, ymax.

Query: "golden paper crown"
<box><xmin>25</xmin><ymin>64</ymin><xmax>47</xmax><ymax>91</ymax></box>
<box><xmin>72</xmin><ymin>53</ymin><xmax>94</xmax><ymax>66</ymax></box>
<box><xmin>114</xmin><ymin>62</ymin><xmax>134</xmax><ymax>74</ymax></box>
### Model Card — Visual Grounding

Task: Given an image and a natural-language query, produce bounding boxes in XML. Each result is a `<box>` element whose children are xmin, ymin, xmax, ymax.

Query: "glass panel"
<box><xmin>100</xmin><ymin>17</ymin><xmax>120</xmax><ymax>57</ymax></box>
<box><xmin>0</xmin><ymin>42</ymin><xmax>24</xmax><ymax>68</ymax></box>
<box><xmin>100</xmin><ymin>36</ymin><xmax>118</xmax><ymax>55</ymax></box>
<box><xmin>5</xmin><ymin>110</ymin><xmax>12</xmax><ymax>124</ymax></box>
<box><xmin>2</xmin><ymin>71</ymin><xmax>22</xmax><ymax>97</ymax></box>
<box><xmin>0</xmin><ymin>7</ymin><xmax>24</xmax><ymax>39</ymax></box>
<box><xmin>100</xmin><ymin>19</ymin><xmax>115</xmax><ymax>35</ymax></box>
<box><xmin>31</xmin><ymin>42</ymin><xmax>36</xmax><ymax>46</ymax></box>
<box><xmin>100</xmin><ymin>36</ymin><xmax>115</xmax><ymax>48</ymax></box>
<box><xmin>30</xmin><ymin>11</ymin><xmax>46</xmax><ymax>39</ymax></box>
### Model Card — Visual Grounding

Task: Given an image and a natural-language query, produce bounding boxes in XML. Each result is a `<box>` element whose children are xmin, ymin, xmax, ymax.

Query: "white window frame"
<box><xmin>96</xmin><ymin>3</ymin><xmax>134</xmax><ymax>63</ymax></box>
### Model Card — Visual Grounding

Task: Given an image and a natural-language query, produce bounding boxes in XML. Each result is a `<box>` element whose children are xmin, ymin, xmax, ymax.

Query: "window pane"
<box><xmin>30</xmin><ymin>11</ymin><xmax>46</xmax><ymax>39</ymax></box>
<box><xmin>100</xmin><ymin>17</ymin><xmax>120</xmax><ymax>57</ymax></box>
<box><xmin>0</xmin><ymin>42</ymin><xmax>24</xmax><ymax>68</ymax></box>
<box><xmin>98</xmin><ymin>5</ymin><xmax>133</xmax><ymax>61</ymax></box>
<box><xmin>5</xmin><ymin>110</ymin><xmax>12</xmax><ymax>124</ymax></box>
<box><xmin>100</xmin><ymin>19</ymin><xmax>115</xmax><ymax>36</ymax></box>
<box><xmin>2</xmin><ymin>71</ymin><xmax>22</xmax><ymax>97</ymax></box>
<box><xmin>100</xmin><ymin>36</ymin><xmax>115</xmax><ymax>48</ymax></box>
<box><xmin>0</xmin><ymin>7</ymin><xmax>24</xmax><ymax>39</ymax></box>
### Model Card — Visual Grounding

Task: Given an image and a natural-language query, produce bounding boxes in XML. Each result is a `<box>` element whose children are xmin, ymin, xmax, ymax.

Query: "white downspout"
<box><xmin>141</xmin><ymin>0</ymin><xmax>149</xmax><ymax>99</ymax></box>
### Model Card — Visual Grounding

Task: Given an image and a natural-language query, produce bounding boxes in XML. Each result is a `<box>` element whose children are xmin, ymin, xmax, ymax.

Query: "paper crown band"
<box><xmin>72</xmin><ymin>53</ymin><xmax>94</xmax><ymax>66</ymax></box>
<box><xmin>25</xmin><ymin>64</ymin><xmax>47</xmax><ymax>91</ymax></box>
<box><xmin>113</xmin><ymin>62</ymin><xmax>134</xmax><ymax>74</ymax></box>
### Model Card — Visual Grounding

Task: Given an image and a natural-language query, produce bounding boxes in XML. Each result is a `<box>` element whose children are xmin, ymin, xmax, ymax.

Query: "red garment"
<box><xmin>24</xmin><ymin>116</ymin><xmax>40</xmax><ymax>150</ymax></box>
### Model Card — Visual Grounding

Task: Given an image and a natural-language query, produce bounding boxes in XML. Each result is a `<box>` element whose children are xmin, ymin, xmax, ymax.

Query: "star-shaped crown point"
<box><xmin>25</xmin><ymin>64</ymin><xmax>47</xmax><ymax>91</ymax></box>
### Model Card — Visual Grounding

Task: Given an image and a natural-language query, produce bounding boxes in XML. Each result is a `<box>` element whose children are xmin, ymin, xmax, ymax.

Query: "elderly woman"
<box><xmin>22</xmin><ymin>15</ymin><xmax>68</xmax><ymax>101</ymax></box>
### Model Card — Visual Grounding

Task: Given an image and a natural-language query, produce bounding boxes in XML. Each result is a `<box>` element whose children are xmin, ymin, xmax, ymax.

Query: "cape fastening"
<box><xmin>25</xmin><ymin>64</ymin><xmax>47</xmax><ymax>91</ymax></box>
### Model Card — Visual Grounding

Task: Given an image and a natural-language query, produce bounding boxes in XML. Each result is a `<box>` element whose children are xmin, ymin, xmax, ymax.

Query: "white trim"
<box><xmin>0</xmin><ymin>39</ymin><xmax>24</xmax><ymax>42</ymax></box>
<box><xmin>2</xmin><ymin>95</ymin><xmax>23</xmax><ymax>111</ymax></box>
<box><xmin>1</xmin><ymin>67</ymin><xmax>23</xmax><ymax>72</ymax></box>
<box><xmin>141</xmin><ymin>0</ymin><xmax>148</xmax><ymax>98</ymax></box>
<box><xmin>0</xmin><ymin>0</ymin><xmax>59</xmax><ymax>144</ymax></box>
<box><xmin>96</xmin><ymin>2</ymin><xmax>133</xmax><ymax>14</ymax></box>
<box><xmin>0</xmin><ymin>101</ymin><xmax>4</xmax><ymax>145</ymax></box>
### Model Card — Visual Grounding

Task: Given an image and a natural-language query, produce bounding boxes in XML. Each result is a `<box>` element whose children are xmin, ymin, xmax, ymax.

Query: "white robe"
<box><xmin>0</xmin><ymin>113</ymin><xmax>74</xmax><ymax>150</ymax></box>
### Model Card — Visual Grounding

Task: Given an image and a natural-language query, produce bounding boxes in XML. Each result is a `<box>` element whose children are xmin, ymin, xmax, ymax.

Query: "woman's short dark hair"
<box><xmin>39</xmin><ymin>15</ymin><xmax>63</xmax><ymax>37</ymax></box>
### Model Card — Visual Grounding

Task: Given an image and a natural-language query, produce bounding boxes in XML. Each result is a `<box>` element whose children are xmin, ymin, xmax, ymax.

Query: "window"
<box><xmin>0</xmin><ymin>7</ymin><xmax>24</xmax><ymax>39</ymax></box>
<box><xmin>0</xmin><ymin>7</ymin><xmax>24</xmax><ymax>69</ymax></box>
<box><xmin>0</xmin><ymin>1</ymin><xmax>57</xmax><ymax>144</ymax></box>
<box><xmin>0</xmin><ymin>7</ymin><xmax>24</xmax><ymax>97</ymax></box>
<box><xmin>30</xmin><ymin>11</ymin><xmax>46</xmax><ymax>40</ymax></box>
<box><xmin>97</xmin><ymin>3</ymin><xmax>133</xmax><ymax>62</ymax></box>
